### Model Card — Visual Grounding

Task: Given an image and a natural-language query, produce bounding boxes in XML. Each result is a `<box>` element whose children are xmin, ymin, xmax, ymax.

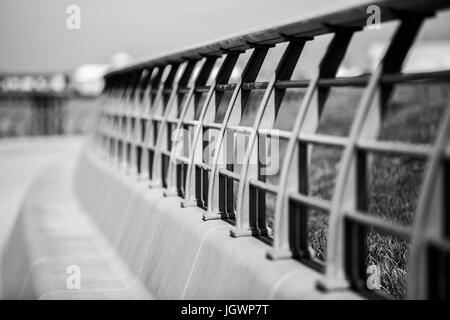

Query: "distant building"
<box><xmin>72</xmin><ymin>64</ymin><xmax>109</xmax><ymax>97</ymax></box>
<box><xmin>110</xmin><ymin>52</ymin><xmax>134</xmax><ymax>69</ymax></box>
<box><xmin>0</xmin><ymin>73</ymin><xmax>68</xmax><ymax>93</ymax></box>
<box><xmin>72</xmin><ymin>52</ymin><xmax>134</xmax><ymax>97</ymax></box>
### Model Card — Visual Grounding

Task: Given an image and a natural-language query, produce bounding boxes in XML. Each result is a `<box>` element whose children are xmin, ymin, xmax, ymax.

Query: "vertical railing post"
<box><xmin>113</xmin><ymin>74</ymin><xmax>128</xmax><ymax>166</ymax></box>
<box><xmin>124</xmin><ymin>70</ymin><xmax>144</xmax><ymax>174</ymax></box>
<box><xmin>149</xmin><ymin>63</ymin><xmax>183</xmax><ymax>187</ymax></box>
<box><xmin>182</xmin><ymin>52</ymin><xmax>240</xmax><ymax>207</ymax></box>
<box><xmin>130</xmin><ymin>68</ymin><xmax>153</xmax><ymax>176</ymax></box>
<box><xmin>165</xmin><ymin>56</ymin><xmax>218</xmax><ymax>196</ymax></box>
<box><xmin>408</xmin><ymin>101</ymin><xmax>450</xmax><ymax>299</ymax></box>
<box><xmin>205</xmin><ymin>47</ymin><xmax>270</xmax><ymax>220</ymax></box>
<box><xmin>232</xmin><ymin>39</ymin><xmax>309</xmax><ymax>237</ymax></box>
<box><xmin>318</xmin><ymin>17</ymin><xmax>425</xmax><ymax>291</ymax></box>
<box><xmin>139</xmin><ymin>67</ymin><xmax>164</xmax><ymax>181</ymax></box>
<box><xmin>141</xmin><ymin>65</ymin><xmax>172</xmax><ymax>182</ymax></box>
<box><xmin>267</xmin><ymin>30</ymin><xmax>356</xmax><ymax>260</ymax></box>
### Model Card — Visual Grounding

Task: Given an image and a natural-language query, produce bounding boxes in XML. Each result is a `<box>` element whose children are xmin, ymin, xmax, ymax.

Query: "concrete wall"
<box><xmin>2</xmin><ymin>142</ymin><xmax>361</xmax><ymax>299</ymax></box>
<box><xmin>70</xmin><ymin>148</ymin><xmax>360</xmax><ymax>299</ymax></box>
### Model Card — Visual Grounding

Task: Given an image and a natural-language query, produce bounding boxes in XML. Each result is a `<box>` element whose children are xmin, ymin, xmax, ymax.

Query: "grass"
<box><xmin>262</xmin><ymin>83</ymin><xmax>448</xmax><ymax>298</ymax></box>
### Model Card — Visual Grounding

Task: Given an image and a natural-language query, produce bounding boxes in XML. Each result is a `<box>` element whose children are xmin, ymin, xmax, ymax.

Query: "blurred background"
<box><xmin>0</xmin><ymin>0</ymin><xmax>449</xmax><ymax>138</ymax></box>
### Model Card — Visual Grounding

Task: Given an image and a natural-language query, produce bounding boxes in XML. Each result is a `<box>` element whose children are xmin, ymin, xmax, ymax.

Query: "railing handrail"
<box><xmin>104</xmin><ymin>0</ymin><xmax>447</xmax><ymax>77</ymax></box>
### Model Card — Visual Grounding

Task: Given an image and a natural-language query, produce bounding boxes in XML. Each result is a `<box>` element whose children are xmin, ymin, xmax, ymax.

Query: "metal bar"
<box><xmin>196</xmin><ymin>162</ymin><xmax>211</xmax><ymax>171</ymax></box>
<box><xmin>104</xmin><ymin>0</ymin><xmax>447</xmax><ymax>76</ymax></box>
<box><xmin>176</xmin><ymin>156</ymin><xmax>190</xmax><ymax>163</ymax></box>
<box><xmin>182</xmin><ymin>119</ymin><xmax>198</xmax><ymax>127</ymax></box>
<box><xmin>299</xmin><ymin>133</ymin><xmax>348</xmax><ymax>147</ymax></box>
<box><xmin>226</xmin><ymin>124</ymin><xmax>254</xmax><ymax>135</ymax></box>
<box><xmin>233</xmin><ymin>40</ymin><xmax>309</xmax><ymax>238</ymax></box>
<box><xmin>289</xmin><ymin>192</ymin><xmax>331</xmax><ymax>212</ymax></box>
<box><xmin>445</xmin><ymin>146</ymin><xmax>450</xmax><ymax>159</ymax></box>
<box><xmin>428</xmin><ymin>237</ymin><xmax>450</xmax><ymax>253</ymax></box>
<box><xmin>149</xmin><ymin>63</ymin><xmax>183</xmax><ymax>187</ymax></box>
<box><xmin>275</xmin><ymin>80</ymin><xmax>310</xmax><ymax>89</ymax></box>
<box><xmin>166</xmin><ymin>57</ymin><xmax>217</xmax><ymax>195</ymax></box>
<box><xmin>195</xmin><ymin>86</ymin><xmax>211</xmax><ymax>93</ymax></box>
<box><xmin>356</xmin><ymin>139</ymin><xmax>432</xmax><ymax>157</ymax></box>
<box><xmin>257</xmin><ymin>128</ymin><xmax>291</xmax><ymax>140</ymax></box>
<box><xmin>207</xmin><ymin>47</ymin><xmax>270</xmax><ymax>221</ymax></box>
<box><xmin>381</xmin><ymin>70</ymin><xmax>450</xmax><ymax>83</ymax></box>
<box><xmin>408</xmin><ymin>100</ymin><xmax>450</xmax><ymax>299</ymax></box>
<box><xmin>269</xmin><ymin>29</ymin><xmax>355</xmax><ymax>261</ymax></box>
<box><xmin>216</xmin><ymin>83</ymin><xmax>237</xmax><ymax>91</ymax></box>
<box><xmin>138</xmin><ymin>67</ymin><xmax>166</xmax><ymax>180</ymax></box>
<box><xmin>218</xmin><ymin>168</ymin><xmax>241</xmax><ymax>181</ymax></box>
<box><xmin>165</xmin><ymin>118</ymin><xmax>179</xmax><ymax>124</ymax></box>
<box><xmin>202</xmin><ymin>122</ymin><xmax>222</xmax><ymax>130</ymax></box>
<box><xmin>323</xmin><ymin>16</ymin><xmax>425</xmax><ymax>292</ymax></box>
<box><xmin>249</xmin><ymin>179</ymin><xmax>279</xmax><ymax>194</ymax></box>
<box><xmin>182</xmin><ymin>53</ymin><xmax>240</xmax><ymax>207</ymax></box>
<box><xmin>242</xmin><ymin>81</ymin><xmax>269</xmax><ymax>90</ymax></box>
<box><xmin>345</xmin><ymin>211</ymin><xmax>411</xmax><ymax>239</ymax></box>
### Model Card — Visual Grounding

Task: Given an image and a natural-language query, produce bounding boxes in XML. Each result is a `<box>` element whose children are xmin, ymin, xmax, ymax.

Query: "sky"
<box><xmin>0</xmin><ymin>0</ymin><xmax>449</xmax><ymax>73</ymax></box>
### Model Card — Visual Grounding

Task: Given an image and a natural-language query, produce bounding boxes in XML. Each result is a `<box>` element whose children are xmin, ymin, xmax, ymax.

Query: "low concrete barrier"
<box><xmin>1</xmin><ymin>152</ymin><xmax>152</xmax><ymax>299</ymax></box>
<box><xmin>2</xmin><ymin>145</ymin><xmax>360</xmax><ymax>299</ymax></box>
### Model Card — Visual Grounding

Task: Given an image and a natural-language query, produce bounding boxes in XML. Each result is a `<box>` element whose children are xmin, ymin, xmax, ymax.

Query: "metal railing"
<box><xmin>95</xmin><ymin>0</ymin><xmax>450</xmax><ymax>299</ymax></box>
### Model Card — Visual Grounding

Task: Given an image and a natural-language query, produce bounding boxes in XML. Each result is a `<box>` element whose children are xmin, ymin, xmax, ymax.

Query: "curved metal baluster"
<box><xmin>408</xmin><ymin>102</ymin><xmax>450</xmax><ymax>299</ymax></box>
<box><xmin>267</xmin><ymin>30</ymin><xmax>356</xmax><ymax>260</ymax></box>
<box><xmin>182</xmin><ymin>53</ymin><xmax>239</xmax><ymax>207</ymax></box>
<box><xmin>233</xmin><ymin>40</ymin><xmax>308</xmax><ymax>237</ymax></box>
<box><xmin>150</xmin><ymin>63</ymin><xmax>183</xmax><ymax>188</ymax></box>
<box><xmin>319</xmin><ymin>18</ymin><xmax>424</xmax><ymax>291</ymax></box>
<box><xmin>206</xmin><ymin>47</ymin><xmax>269</xmax><ymax>220</ymax></box>
<box><xmin>165</xmin><ymin>57</ymin><xmax>217</xmax><ymax>197</ymax></box>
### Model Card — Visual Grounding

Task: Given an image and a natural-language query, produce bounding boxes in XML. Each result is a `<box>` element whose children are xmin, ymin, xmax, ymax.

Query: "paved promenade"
<box><xmin>0</xmin><ymin>136</ymin><xmax>84</xmax><ymax>298</ymax></box>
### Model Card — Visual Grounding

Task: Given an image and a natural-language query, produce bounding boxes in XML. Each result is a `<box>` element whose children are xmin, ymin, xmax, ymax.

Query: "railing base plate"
<box><xmin>316</xmin><ymin>277</ymin><xmax>350</xmax><ymax>293</ymax></box>
<box><xmin>202</xmin><ymin>213</ymin><xmax>223</xmax><ymax>221</ymax></box>
<box><xmin>266</xmin><ymin>248</ymin><xmax>292</xmax><ymax>260</ymax></box>
<box><xmin>149</xmin><ymin>180</ymin><xmax>162</xmax><ymax>188</ymax></box>
<box><xmin>180</xmin><ymin>199</ymin><xmax>201</xmax><ymax>208</ymax></box>
<box><xmin>230</xmin><ymin>228</ymin><xmax>253</xmax><ymax>238</ymax></box>
<box><xmin>125</xmin><ymin>168</ymin><xmax>138</xmax><ymax>177</ymax></box>
<box><xmin>136</xmin><ymin>174</ymin><xmax>150</xmax><ymax>182</ymax></box>
<box><xmin>163</xmin><ymin>189</ymin><xmax>178</xmax><ymax>197</ymax></box>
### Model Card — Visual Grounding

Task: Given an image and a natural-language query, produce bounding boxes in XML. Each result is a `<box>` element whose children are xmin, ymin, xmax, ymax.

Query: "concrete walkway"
<box><xmin>0</xmin><ymin>136</ymin><xmax>84</xmax><ymax>298</ymax></box>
